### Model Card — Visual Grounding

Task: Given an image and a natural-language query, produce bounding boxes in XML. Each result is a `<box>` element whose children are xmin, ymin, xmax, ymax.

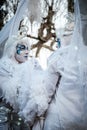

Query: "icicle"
<box><xmin>27</xmin><ymin>0</ymin><xmax>42</xmax><ymax>24</ymax></box>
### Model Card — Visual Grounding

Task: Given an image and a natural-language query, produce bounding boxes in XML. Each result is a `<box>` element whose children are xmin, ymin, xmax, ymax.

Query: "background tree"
<box><xmin>0</xmin><ymin>0</ymin><xmax>7</xmax><ymax>30</ymax></box>
<box><xmin>0</xmin><ymin>0</ymin><xmax>19</xmax><ymax>30</ymax></box>
<box><xmin>68</xmin><ymin>0</ymin><xmax>74</xmax><ymax>13</ymax></box>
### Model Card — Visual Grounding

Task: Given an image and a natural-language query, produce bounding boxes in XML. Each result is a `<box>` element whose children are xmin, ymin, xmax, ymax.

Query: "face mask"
<box><xmin>16</xmin><ymin>44</ymin><xmax>29</xmax><ymax>54</ymax></box>
<box><xmin>15</xmin><ymin>44</ymin><xmax>29</xmax><ymax>63</ymax></box>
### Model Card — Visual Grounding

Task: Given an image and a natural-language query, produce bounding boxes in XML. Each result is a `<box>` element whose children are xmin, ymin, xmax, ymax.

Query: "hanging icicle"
<box><xmin>27</xmin><ymin>0</ymin><xmax>42</xmax><ymax>25</ymax></box>
<box><xmin>26</xmin><ymin>0</ymin><xmax>43</xmax><ymax>32</ymax></box>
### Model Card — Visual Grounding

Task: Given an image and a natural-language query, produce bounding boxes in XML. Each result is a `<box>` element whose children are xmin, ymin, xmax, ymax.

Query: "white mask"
<box><xmin>15</xmin><ymin>43</ymin><xmax>29</xmax><ymax>63</ymax></box>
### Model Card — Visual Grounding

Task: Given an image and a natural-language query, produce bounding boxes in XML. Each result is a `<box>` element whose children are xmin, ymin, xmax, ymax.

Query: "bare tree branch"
<box><xmin>27</xmin><ymin>34</ymin><xmax>39</xmax><ymax>41</ymax></box>
<box><xmin>44</xmin><ymin>0</ymin><xmax>49</xmax><ymax>6</ymax></box>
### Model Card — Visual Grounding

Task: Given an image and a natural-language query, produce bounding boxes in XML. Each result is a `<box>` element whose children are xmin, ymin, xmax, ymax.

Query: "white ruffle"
<box><xmin>0</xmin><ymin>57</ymin><xmax>49</xmax><ymax>124</ymax></box>
<box><xmin>18</xmin><ymin>59</ymin><xmax>48</xmax><ymax>123</ymax></box>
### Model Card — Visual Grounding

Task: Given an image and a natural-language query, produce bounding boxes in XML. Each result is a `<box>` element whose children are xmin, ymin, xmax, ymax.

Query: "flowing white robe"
<box><xmin>43</xmin><ymin>45</ymin><xmax>87</xmax><ymax>130</ymax></box>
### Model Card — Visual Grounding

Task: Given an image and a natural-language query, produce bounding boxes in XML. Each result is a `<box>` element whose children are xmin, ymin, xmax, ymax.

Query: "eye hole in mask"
<box><xmin>16</xmin><ymin>44</ymin><xmax>28</xmax><ymax>54</ymax></box>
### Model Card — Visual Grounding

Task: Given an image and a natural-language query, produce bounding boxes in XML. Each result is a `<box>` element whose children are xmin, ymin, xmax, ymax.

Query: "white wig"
<box><xmin>3</xmin><ymin>35</ymin><xmax>31</xmax><ymax>58</ymax></box>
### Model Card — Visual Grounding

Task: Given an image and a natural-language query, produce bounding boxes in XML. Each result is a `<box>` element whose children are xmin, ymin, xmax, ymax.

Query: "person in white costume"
<box><xmin>0</xmin><ymin>35</ymin><xmax>53</xmax><ymax>129</ymax></box>
<box><xmin>0</xmin><ymin>34</ymin><xmax>60</xmax><ymax>130</ymax></box>
<box><xmin>43</xmin><ymin>0</ymin><xmax>87</xmax><ymax>130</ymax></box>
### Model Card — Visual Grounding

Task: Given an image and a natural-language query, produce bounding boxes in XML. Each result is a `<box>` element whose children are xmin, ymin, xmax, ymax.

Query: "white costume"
<box><xmin>43</xmin><ymin>0</ymin><xmax>87</xmax><ymax>130</ymax></box>
<box><xmin>0</xmin><ymin>36</ymin><xmax>50</xmax><ymax>127</ymax></box>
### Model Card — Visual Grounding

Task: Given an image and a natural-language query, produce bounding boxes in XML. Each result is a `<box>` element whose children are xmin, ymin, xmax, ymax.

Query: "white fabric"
<box><xmin>0</xmin><ymin>55</ymin><xmax>49</xmax><ymax>124</ymax></box>
<box><xmin>18</xmin><ymin>59</ymin><xmax>48</xmax><ymax>123</ymax></box>
<box><xmin>0</xmin><ymin>18</ymin><xmax>13</xmax><ymax>46</ymax></box>
<box><xmin>43</xmin><ymin>0</ymin><xmax>87</xmax><ymax>130</ymax></box>
<box><xmin>0</xmin><ymin>0</ymin><xmax>28</xmax><ymax>45</ymax></box>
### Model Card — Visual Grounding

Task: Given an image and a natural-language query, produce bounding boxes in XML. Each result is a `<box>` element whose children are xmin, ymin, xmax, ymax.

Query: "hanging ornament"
<box><xmin>56</xmin><ymin>38</ymin><xmax>61</xmax><ymax>48</ymax></box>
